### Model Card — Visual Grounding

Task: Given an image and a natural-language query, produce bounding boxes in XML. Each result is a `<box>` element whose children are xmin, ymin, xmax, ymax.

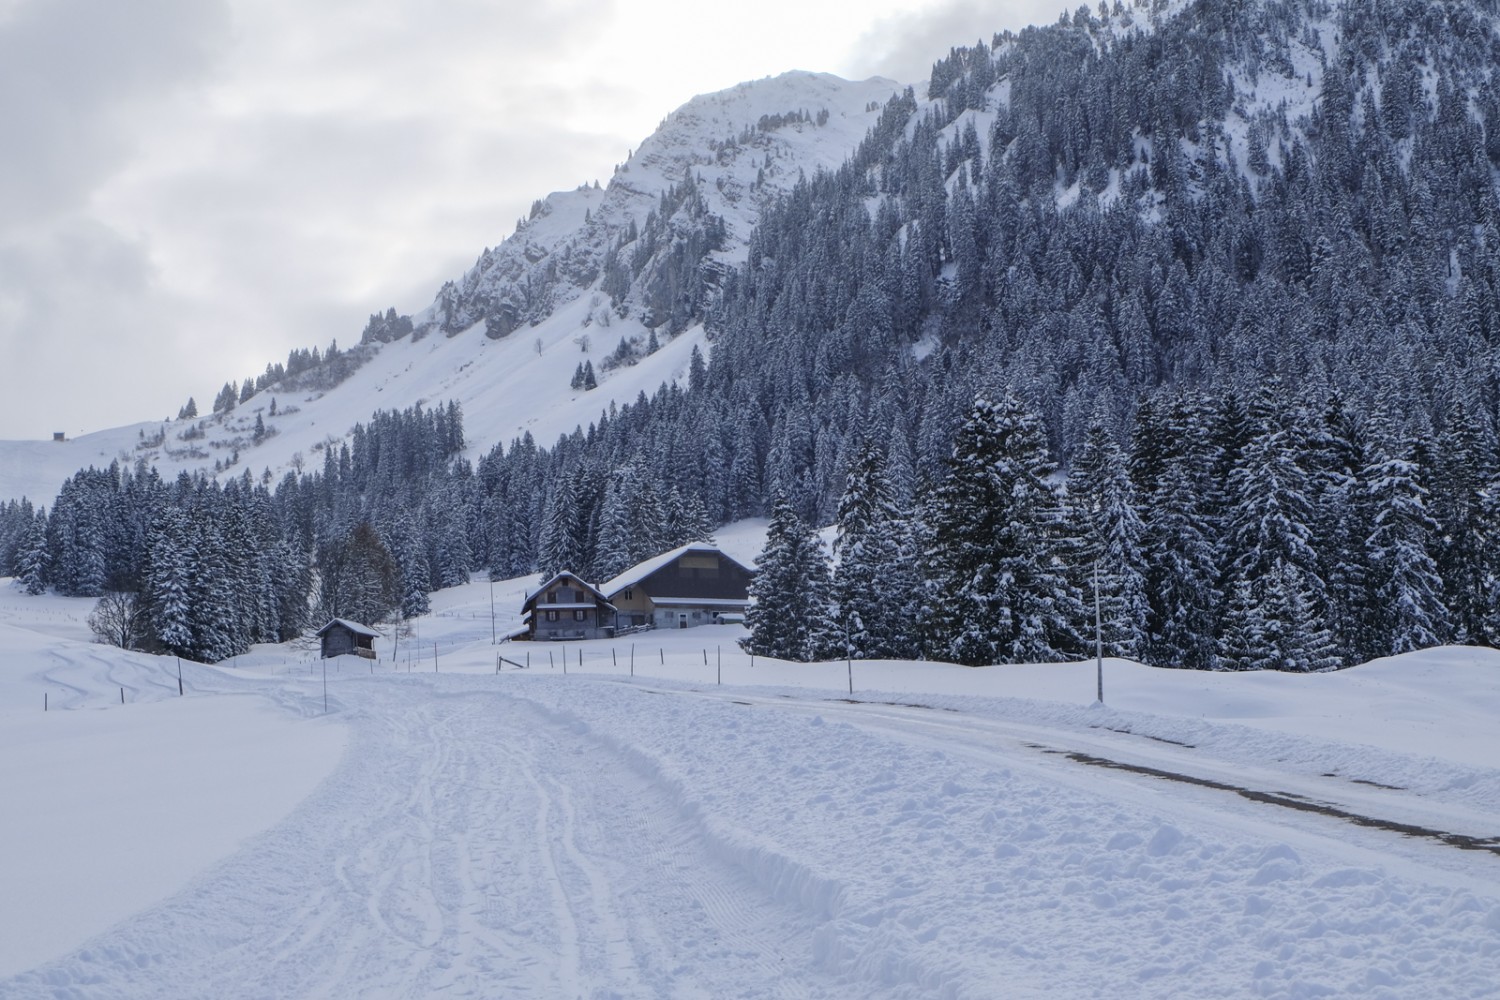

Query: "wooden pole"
<box><xmin>433</xmin><ymin>642</ymin><xmax>438</xmax><ymax>672</ymax></box>
<box><xmin>1094</xmin><ymin>561</ymin><xmax>1105</xmax><ymax>705</ymax></box>
<box><xmin>847</xmin><ymin>657</ymin><xmax>853</xmax><ymax>696</ymax></box>
<box><xmin>177</xmin><ymin>657</ymin><xmax>183</xmax><ymax>696</ymax></box>
<box><xmin>322</xmin><ymin>656</ymin><xmax>327</xmax><ymax>714</ymax></box>
<box><xmin>44</xmin><ymin>692</ymin><xmax>47</xmax><ymax>712</ymax></box>
<box><xmin>120</xmin><ymin>686</ymin><xmax>125</xmax><ymax>705</ymax></box>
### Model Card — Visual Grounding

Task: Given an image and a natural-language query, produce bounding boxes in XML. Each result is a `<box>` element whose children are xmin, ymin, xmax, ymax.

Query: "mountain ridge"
<box><xmin>0</xmin><ymin>70</ymin><xmax>901</xmax><ymax>506</ymax></box>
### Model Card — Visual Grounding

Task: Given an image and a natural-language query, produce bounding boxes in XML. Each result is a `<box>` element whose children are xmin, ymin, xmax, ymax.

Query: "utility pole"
<box><xmin>1093</xmin><ymin>561</ymin><xmax>1104</xmax><ymax>704</ymax></box>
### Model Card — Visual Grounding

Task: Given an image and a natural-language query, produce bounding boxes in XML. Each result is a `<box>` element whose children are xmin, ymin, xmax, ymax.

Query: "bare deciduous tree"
<box><xmin>88</xmin><ymin>591</ymin><xmax>148</xmax><ymax>651</ymax></box>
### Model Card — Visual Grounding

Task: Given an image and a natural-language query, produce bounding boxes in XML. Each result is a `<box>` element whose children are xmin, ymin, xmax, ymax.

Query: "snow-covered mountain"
<box><xmin>0</xmin><ymin>70</ymin><xmax>900</xmax><ymax>506</ymax></box>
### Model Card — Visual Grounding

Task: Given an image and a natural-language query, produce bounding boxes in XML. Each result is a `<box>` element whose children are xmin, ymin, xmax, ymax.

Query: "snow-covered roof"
<box><xmin>521</xmin><ymin>571</ymin><xmax>615</xmax><ymax>612</ymax></box>
<box><xmin>599</xmin><ymin>543</ymin><xmax>753</xmax><ymax>598</ymax></box>
<box><xmin>316</xmin><ymin>618</ymin><xmax>380</xmax><ymax>639</ymax></box>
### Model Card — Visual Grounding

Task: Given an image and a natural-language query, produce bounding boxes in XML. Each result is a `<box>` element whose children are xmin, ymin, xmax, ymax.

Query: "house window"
<box><xmin>624</xmin><ymin>589</ymin><xmax>633</xmax><ymax>600</ymax></box>
<box><xmin>574</xmin><ymin>610</ymin><xmax>586</xmax><ymax>621</ymax></box>
<box><xmin>545</xmin><ymin>610</ymin><xmax>559</xmax><ymax>622</ymax></box>
<box><xmin>547</xmin><ymin>592</ymin><xmax>558</xmax><ymax>604</ymax></box>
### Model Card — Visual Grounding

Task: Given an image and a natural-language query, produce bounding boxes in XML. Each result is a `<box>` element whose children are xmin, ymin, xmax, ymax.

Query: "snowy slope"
<box><xmin>2</xmin><ymin>577</ymin><xmax>1498</xmax><ymax>996</ymax></box>
<box><xmin>0</xmin><ymin>71</ymin><xmax>900</xmax><ymax>507</ymax></box>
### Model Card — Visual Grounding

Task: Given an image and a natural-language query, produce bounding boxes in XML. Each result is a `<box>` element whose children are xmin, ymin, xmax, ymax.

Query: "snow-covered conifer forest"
<box><xmin>3</xmin><ymin>0</ymin><xmax>1500</xmax><ymax>670</ymax></box>
<box><xmin>3</xmin><ymin>0</ymin><xmax>1500</xmax><ymax>995</ymax></box>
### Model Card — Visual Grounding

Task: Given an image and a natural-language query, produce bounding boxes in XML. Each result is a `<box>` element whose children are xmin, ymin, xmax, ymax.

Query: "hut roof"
<box><xmin>316</xmin><ymin>618</ymin><xmax>381</xmax><ymax>639</ymax></box>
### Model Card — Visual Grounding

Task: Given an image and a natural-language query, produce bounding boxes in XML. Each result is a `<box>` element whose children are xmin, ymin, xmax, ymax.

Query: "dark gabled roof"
<box><xmin>316</xmin><ymin>618</ymin><xmax>381</xmax><ymax>639</ymax></box>
<box><xmin>600</xmin><ymin>543</ymin><xmax>754</xmax><ymax>599</ymax></box>
<box><xmin>520</xmin><ymin>571</ymin><xmax>616</xmax><ymax>614</ymax></box>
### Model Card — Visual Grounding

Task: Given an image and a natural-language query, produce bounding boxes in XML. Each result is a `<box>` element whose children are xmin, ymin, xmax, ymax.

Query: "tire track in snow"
<box><xmin>681</xmin><ymin>688</ymin><xmax>1500</xmax><ymax>890</ymax></box>
<box><xmin>1</xmin><ymin>680</ymin><xmax>862</xmax><ymax>999</ymax></box>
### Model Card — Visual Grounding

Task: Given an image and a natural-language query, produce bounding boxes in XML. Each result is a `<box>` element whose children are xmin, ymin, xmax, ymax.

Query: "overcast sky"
<box><xmin>0</xmin><ymin>0</ymin><xmax>1064</xmax><ymax>441</ymax></box>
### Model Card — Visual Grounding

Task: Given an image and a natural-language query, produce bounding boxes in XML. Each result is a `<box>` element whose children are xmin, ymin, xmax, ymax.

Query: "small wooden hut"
<box><xmin>316</xmin><ymin>618</ymin><xmax>379</xmax><ymax>659</ymax></box>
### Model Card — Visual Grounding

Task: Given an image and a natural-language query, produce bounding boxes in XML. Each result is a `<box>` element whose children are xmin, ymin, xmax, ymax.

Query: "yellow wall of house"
<box><xmin>611</xmin><ymin>591</ymin><xmax>654</xmax><ymax>615</ymax></box>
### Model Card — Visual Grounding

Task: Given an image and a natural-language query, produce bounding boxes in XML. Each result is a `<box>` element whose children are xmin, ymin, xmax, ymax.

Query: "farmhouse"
<box><xmin>522</xmin><ymin>571</ymin><xmax>617</xmax><ymax>641</ymax></box>
<box><xmin>601</xmin><ymin>543</ymin><xmax>754</xmax><ymax>631</ymax></box>
<box><xmin>317</xmin><ymin>618</ymin><xmax>379</xmax><ymax>659</ymax></box>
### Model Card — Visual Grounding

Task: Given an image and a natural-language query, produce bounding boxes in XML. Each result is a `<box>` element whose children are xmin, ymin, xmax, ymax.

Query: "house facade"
<box><xmin>522</xmin><ymin>572</ymin><xmax>617</xmax><ymax>641</ymax></box>
<box><xmin>602</xmin><ymin>544</ymin><xmax>754</xmax><ymax>631</ymax></box>
<box><xmin>317</xmin><ymin>618</ymin><xmax>379</xmax><ymax>659</ymax></box>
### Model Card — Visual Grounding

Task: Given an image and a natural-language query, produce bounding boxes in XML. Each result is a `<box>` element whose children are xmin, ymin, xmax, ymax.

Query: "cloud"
<box><xmin>848</xmin><ymin>0</ymin><xmax>1068</xmax><ymax>86</ymax></box>
<box><xmin>0</xmin><ymin>0</ymin><xmax>230</xmax><ymax>226</ymax></box>
<box><xmin>0</xmin><ymin>216</ymin><xmax>187</xmax><ymax>437</ymax></box>
<box><xmin>0</xmin><ymin>0</ymin><xmax>231</xmax><ymax>438</ymax></box>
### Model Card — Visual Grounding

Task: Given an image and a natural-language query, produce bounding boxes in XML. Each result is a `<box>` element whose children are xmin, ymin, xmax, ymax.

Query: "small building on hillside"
<box><xmin>601</xmin><ymin>543</ymin><xmax>754</xmax><ymax>631</ymax></box>
<box><xmin>522</xmin><ymin>572</ymin><xmax>617</xmax><ymax>641</ymax></box>
<box><xmin>317</xmin><ymin>618</ymin><xmax>379</xmax><ymax>659</ymax></box>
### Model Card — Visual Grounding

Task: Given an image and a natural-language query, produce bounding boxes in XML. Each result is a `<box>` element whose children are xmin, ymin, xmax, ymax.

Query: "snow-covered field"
<box><xmin>2</xmin><ymin>569</ymin><xmax>1498</xmax><ymax>998</ymax></box>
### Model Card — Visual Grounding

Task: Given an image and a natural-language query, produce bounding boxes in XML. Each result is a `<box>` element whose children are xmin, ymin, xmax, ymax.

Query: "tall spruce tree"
<box><xmin>922</xmin><ymin>395</ymin><xmax>1084</xmax><ymax>666</ymax></box>
<box><xmin>1218</xmin><ymin>399</ymin><xmax>1336</xmax><ymax>670</ymax></box>
<box><xmin>1363</xmin><ymin>448</ymin><xmax>1448</xmax><ymax>655</ymax></box>
<box><xmin>741</xmin><ymin>493</ymin><xmax>837</xmax><ymax>662</ymax></box>
<box><xmin>1064</xmin><ymin>419</ymin><xmax>1149</xmax><ymax>661</ymax></box>
<box><xmin>145</xmin><ymin>506</ymin><xmax>196</xmax><ymax>658</ymax></box>
<box><xmin>19</xmin><ymin>509</ymin><xmax>49</xmax><ymax>596</ymax></box>
<box><xmin>832</xmin><ymin>440</ymin><xmax>920</xmax><ymax>659</ymax></box>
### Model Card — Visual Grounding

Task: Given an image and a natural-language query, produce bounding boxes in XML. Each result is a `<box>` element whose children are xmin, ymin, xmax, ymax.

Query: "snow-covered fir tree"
<box><xmin>832</xmin><ymin>440</ymin><xmax>920</xmax><ymax>659</ymax></box>
<box><xmin>1363</xmin><ymin>447</ymin><xmax>1448</xmax><ymax>655</ymax></box>
<box><xmin>18</xmin><ymin>509</ymin><xmax>48</xmax><ymax>596</ymax></box>
<box><xmin>742</xmin><ymin>493</ymin><xmax>837</xmax><ymax>662</ymax></box>
<box><xmin>923</xmin><ymin>395</ymin><xmax>1084</xmax><ymax>666</ymax></box>
<box><xmin>1063</xmin><ymin>418</ymin><xmax>1148</xmax><ymax>661</ymax></box>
